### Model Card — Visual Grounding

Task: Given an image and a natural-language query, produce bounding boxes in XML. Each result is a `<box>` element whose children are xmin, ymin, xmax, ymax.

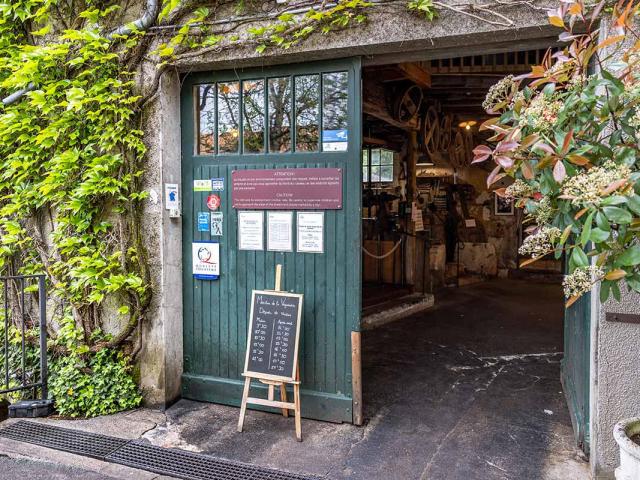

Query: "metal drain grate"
<box><xmin>0</xmin><ymin>421</ymin><xmax>322</xmax><ymax>480</ymax></box>
<box><xmin>0</xmin><ymin>420</ymin><xmax>127</xmax><ymax>459</ymax></box>
<box><xmin>106</xmin><ymin>441</ymin><xmax>322</xmax><ymax>480</ymax></box>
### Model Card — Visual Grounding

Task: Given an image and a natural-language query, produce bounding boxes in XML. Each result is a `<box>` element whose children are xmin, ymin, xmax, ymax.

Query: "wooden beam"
<box><xmin>363</xmin><ymin>100</ymin><xmax>418</xmax><ymax>131</ymax></box>
<box><xmin>397</xmin><ymin>63</ymin><xmax>431</xmax><ymax>89</ymax></box>
<box><xmin>351</xmin><ymin>331</ymin><xmax>363</xmax><ymax>426</ymax></box>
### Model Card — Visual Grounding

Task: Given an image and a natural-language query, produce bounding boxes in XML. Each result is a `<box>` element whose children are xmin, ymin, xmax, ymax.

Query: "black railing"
<box><xmin>0</xmin><ymin>274</ymin><xmax>47</xmax><ymax>400</ymax></box>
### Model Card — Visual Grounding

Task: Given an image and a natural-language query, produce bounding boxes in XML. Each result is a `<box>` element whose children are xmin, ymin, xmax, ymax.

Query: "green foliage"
<box><xmin>49</xmin><ymin>348</ymin><xmax>142</xmax><ymax>418</ymax></box>
<box><xmin>407</xmin><ymin>0</ymin><xmax>437</xmax><ymax>20</ymax></box>
<box><xmin>475</xmin><ymin>0</ymin><xmax>640</xmax><ymax>306</ymax></box>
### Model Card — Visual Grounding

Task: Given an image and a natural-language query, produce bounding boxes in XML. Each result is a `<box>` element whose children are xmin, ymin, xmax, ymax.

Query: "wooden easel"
<box><xmin>237</xmin><ymin>265</ymin><xmax>303</xmax><ymax>441</ymax></box>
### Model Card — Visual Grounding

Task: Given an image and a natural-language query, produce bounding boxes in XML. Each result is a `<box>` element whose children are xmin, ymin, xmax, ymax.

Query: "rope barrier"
<box><xmin>361</xmin><ymin>237</ymin><xmax>403</xmax><ymax>260</ymax></box>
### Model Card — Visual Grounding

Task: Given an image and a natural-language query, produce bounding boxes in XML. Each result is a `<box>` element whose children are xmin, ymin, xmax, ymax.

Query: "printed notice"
<box><xmin>238</xmin><ymin>211</ymin><xmax>264</xmax><ymax>251</ymax></box>
<box><xmin>297</xmin><ymin>212</ymin><xmax>324</xmax><ymax>253</ymax></box>
<box><xmin>267</xmin><ymin>211</ymin><xmax>293</xmax><ymax>252</ymax></box>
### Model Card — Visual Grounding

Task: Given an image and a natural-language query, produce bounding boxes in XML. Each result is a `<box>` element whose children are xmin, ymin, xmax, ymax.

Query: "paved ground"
<box><xmin>0</xmin><ymin>279</ymin><xmax>589</xmax><ymax>480</ymax></box>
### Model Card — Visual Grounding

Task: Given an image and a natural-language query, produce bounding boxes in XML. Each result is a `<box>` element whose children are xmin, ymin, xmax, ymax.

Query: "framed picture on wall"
<box><xmin>494</xmin><ymin>193</ymin><xmax>514</xmax><ymax>216</ymax></box>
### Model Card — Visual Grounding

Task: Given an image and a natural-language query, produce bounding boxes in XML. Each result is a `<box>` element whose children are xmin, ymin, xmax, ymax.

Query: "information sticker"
<box><xmin>194</xmin><ymin>180</ymin><xmax>212</xmax><ymax>192</ymax></box>
<box><xmin>211</xmin><ymin>212</ymin><xmax>223</xmax><ymax>236</ymax></box>
<box><xmin>211</xmin><ymin>177</ymin><xmax>225</xmax><ymax>191</ymax></box>
<box><xmin>192</xmin><ymin>241</ymin><xmax>220</xmax><ymax>280</ymax></box>
<box><xmin>197</xmin><ymin>212</ymin><xmax>209</xmax><ymax>232</ymax></box>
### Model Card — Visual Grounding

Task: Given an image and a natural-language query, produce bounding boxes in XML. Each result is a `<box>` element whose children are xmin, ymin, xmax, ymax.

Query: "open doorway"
<box><xmin>357</xmin><ymin>49</ymin><xmax>589</xmax><ymax>474</ymax></box>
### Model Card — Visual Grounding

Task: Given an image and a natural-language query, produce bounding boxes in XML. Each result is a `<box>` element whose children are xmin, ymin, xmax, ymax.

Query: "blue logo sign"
<box><xmin>197</xmin><ymin>212</ymin><xmax>209</xmax><ymax>232</ymax></box>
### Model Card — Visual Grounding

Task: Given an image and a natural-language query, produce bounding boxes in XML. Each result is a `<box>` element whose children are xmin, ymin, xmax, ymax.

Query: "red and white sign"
<box><xmin>207</xmin><ymin>194</ymin><xmax>221</xmax><ymax>211</ymax></box>
<box><xmin>232</xmin><ymin>168</ymin><xmax>342</xmax><ymax>210</ymax></box>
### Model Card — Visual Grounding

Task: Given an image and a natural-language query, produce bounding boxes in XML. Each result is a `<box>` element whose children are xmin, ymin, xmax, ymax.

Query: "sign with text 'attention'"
<box><xmin>231</xmin><ymin>168</ymin><xmax>342</xmax><ymax>210</ymax></box>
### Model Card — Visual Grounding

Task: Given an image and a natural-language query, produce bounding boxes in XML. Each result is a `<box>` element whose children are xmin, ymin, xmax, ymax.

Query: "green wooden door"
<box><xmin>562</xmin><ymin>274</ymin><xmax>591</xmax><ymax>452</ymax></box>
<box><xmin>180</xmin><ymin>59</ymin><xmax>362</xmax><ymax>423</ymax></box>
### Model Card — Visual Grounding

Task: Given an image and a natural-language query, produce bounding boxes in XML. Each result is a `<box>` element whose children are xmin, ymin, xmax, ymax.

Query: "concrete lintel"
<box><xmin>172</xmin><ymin>7</ymin><xmax>560</xmax><ymax>73</ymax></box>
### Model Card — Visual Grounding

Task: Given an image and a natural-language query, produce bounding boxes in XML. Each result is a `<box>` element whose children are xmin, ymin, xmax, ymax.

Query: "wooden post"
<box><xmin>351</xmin><ymin>331</ymin><xmax>363</xmax><ymax>426</ymax></box>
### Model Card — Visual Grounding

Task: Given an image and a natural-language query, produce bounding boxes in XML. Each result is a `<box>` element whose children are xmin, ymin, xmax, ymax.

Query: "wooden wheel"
<box><xmin>393</xmin><ymin>85</ymin><xmax>423</xmax><ymax>123</ymax></box>
<box><xmin>421</xmin><ymin>106</ymin><xmax>440</xmax><ymax>156</ymax></box>
<box><xmin>439</xmin><ymin>114</ymin><xmax>452</xmax><ymax>151</ymax></box>
<box><xmin>449</xmin><ymin>130</ymin><xmax>466</xmax><ymax>169</ymax></box>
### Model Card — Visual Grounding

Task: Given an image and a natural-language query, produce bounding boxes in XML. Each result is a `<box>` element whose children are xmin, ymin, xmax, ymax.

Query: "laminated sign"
<box><xmin>192</xmin><ymin>241</ymin><xmax>220</xmax><ymax>280</ymax></box>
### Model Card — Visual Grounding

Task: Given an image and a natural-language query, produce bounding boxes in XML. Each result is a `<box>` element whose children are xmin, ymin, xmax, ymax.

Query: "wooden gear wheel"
<box><xmin>439</xmin><ymin>114</ymin><xmax>452</xmax><ymax>151</ymax></box>
<box><xmin>449</xmin><ymin>130</ymin><xmax>467</xmax><ymax>169</ymax></box>
<box><xmin>393</xmin><ymin>84</ymin><xmax>423</xmax><ymax>123</ymax></box>
<box><xmin>421</xmin><ymin>106</ymin><xmax>440</xmax><ymax>156</ymax></box>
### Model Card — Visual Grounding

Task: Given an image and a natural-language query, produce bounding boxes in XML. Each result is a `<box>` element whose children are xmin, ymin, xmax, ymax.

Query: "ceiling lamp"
<box><xmin>458</xmin><ymin>120</ymin><xmax>477</xmax><ymax>130</ymax></box>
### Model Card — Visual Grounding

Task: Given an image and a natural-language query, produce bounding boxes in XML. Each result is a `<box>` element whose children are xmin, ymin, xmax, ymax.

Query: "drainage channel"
<box><xmin>0</xmin><ymin>421</ymin><xmax>322</xmax><ymax>480</ymax></box>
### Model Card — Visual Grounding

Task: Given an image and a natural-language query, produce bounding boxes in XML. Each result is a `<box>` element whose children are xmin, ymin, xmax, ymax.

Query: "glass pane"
<box><xmin>371</xmin><ymin>165</ymin><xmax>381</xmax><ymax>182</ymax></box>
<box><xmin>371</xmin><ymin>148</ymin><xmax>381</xmax><ymax>167</ymax></box>
<box><xmin>197</xmin><ymin>85</ymin><xmax>215</xmax><ymax>154</ymax></box>
<box><xmin>380</xmin><ymin>165</ymin><xmax>393</xmax><ymax>182</ymax></box>
<box><xmin>322</xmin><ymin>72</ymin><xmax>348</xmax><ymax>152</ymax></box>
<box><xmin>243</xmin><ymin>80</ymin><xmax>265</xmax><ymax>154</ymax></box>
<box><xmin>217</xmin><ymin>82</ymin><xmax>240</xmax><ymax>154</ymax></box>
<box><xmin>381</xmin><ymin>149</ymin><xmax>394</xmax><ymax>165</ymax></box>
<box><xmin>268</xmin><ymin>77</ymin><xmax>292</xmax><ymax>153</ymax></box>
<box><xmin>362</xmin><ymin>166</ymin><xmax>369</xmax><ymax>183</ymax></box>
<box><xmin>295</xmin><ymin>75</ymin><xmax>320</xmax><ymax>152</ymax></box>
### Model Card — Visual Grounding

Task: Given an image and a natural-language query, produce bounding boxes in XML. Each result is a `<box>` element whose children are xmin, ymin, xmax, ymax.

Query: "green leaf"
<box><xmin>571</xmin><ymin>247</ymin><xmax>589</xmax><ymax>269</ymax></box>
<box><xmin>603</xmin><ymin>206</ymin><xmax>632</xmax><ymax>224</ymax></box>
<box><xmin>589</xmin><ymin>228</ymin><xmax>610</xmax><ymax>243</ymax></box>
<box><xmin>580</xmin><ymin>212</ymin><xmax>594</xmax><ymax>246</ymax></box>
<box><xmin>617</xmin><ymin>245</ymin><xmax>640</xmax><ymax>267</ymax></box>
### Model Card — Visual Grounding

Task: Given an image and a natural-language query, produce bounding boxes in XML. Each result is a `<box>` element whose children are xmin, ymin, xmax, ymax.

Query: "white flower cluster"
<box><xmin>562</xmin><ymin>160</ymin><xmax>632</xmax><ymax>206</ymax></box>
<box><xmin>563</xmin><ymin>265</ymin><xmax>604</xmax><ymax>298</ymax></box>
<box><xmin>532</xmin><ymin>196</ymin><xmax>553</xmax><ymax>225</ymax></box>
<box><xmin>519</xmin><ymin>226</ymin><xmax>562</xmax><ymax>258</ymax></box>
<box><xmin>483</xmin><ymin>75</ymin><xmax>518</xmax><ymax>113</ymax></box>
<box><xmin>517</xmin><ymin>94</ymin><xmax>562</xmax><ymax>134</ymax></box>
<box><xmin>629</xmin><ymin>107</ymin><xmax>640</xmax><ymax>141</ymax></box>
<box><xmin>505</xmin><ymin>179</ymin><xmax>535</xmax><ymax>199</ymax></box>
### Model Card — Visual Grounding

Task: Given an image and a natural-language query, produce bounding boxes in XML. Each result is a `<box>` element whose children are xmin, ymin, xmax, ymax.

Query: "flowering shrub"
<box><xmin>474</xmin><ymin>0</ymin><xmax>640</xmax><ymax>306</ymax></box>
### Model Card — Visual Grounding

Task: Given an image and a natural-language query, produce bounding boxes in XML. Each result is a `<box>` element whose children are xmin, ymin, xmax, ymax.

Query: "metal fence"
<box><xmin>0</xmin><ymin>274</ymin><xmax>47</xmax><ymax>400</ymax></box>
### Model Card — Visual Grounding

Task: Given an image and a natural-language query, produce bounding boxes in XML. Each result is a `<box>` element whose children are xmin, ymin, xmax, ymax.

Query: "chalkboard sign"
<box><xmin>244</xmin><ymin>290</ymin><xmax>303</xmax><ymax>382</ymax></box>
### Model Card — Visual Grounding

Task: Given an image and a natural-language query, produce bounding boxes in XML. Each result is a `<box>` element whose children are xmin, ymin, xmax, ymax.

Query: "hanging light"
<box><xmin>458</xmin><ymin>120</ymin><xmax>477</xmax><ymax>130</ymax></box>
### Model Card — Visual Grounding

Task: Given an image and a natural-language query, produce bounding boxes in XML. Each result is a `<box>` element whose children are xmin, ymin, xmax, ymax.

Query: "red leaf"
<box><xmin>561</xmin><ymin>129</ymin><xmax>574</xmax><ymax>155</ymax></box>
<box><xmin>487</xmin><ymin>165</ymin><xmax>503</xmax><ymax>187</ymax></box>
<box><xmin>553</xmin><ymin>160</ymin><xmax>567</xmax><ymax>183</ymax></box>
<box><xmin>534</xmin><ymin>142</ymin><xmax>555</xmax><ymax>155</ymax></box>
<box><xmin>494</xmin><ymin>187</ymin><xmax>507</xmax><ymax>197</ymax></box>
<box><xmin>495</xmin><ymin>141</ymin><xmax>519</xmax><ymax>153</ymax></box>
<box><xmin>495</xmin><ymin>156</ymin><xmax>515</xmax><ymax>169</ymax></box>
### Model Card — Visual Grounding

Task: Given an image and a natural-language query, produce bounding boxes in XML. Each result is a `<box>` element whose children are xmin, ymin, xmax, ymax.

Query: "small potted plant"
<box><xmin>613</xmin><ymin>418</ymin><xmax>640</xmax><ymax>480</ymax></box>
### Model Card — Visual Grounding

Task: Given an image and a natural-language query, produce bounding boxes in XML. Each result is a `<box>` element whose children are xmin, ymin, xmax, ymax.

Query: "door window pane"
<box><xmin>295</xmin><ymin>75</ymin><xmax>320</xmax><ymax>152</ymax></box>
<box><xmin>242</xmin><ymin>80</ymin><xmax>265</xmax><ymax>154</ymax></box>
<box><xmin>362</xmin><ymin>149</ymin><xmax>369</xmax><ymax>183</ymax></box>
<box><xmin>217</xmin><ymin>82</ymin><xmax>240</xmax><ymax>154</ymax></box>
<box><xmin>197</xmin><ymin>85</ymin><xmax>215</xmax><ymax>154</ymax></box>
<box><xmin>322</xmin><ymin>72</ymin><xmax>348</xmax><ymax>152</ymax></box>
<box><xmin>268</xmin><ymin>77</ymin><xmax>292</xmax><ymax>153</ymax></box>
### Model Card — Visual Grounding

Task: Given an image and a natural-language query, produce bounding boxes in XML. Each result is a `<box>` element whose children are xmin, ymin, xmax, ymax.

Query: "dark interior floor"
<box><xmin>351</xmin><ymin>279</ymin><xmax>585</xmax><ymax>480</ymax></box>
<box><xmin>362</xmin><ymin>283</ymin><xmax>413</xmax><ymax>309</ymax></box>
<box><xmin>127</xmin><ymin>279</ymin><xmax>587</xmax><ymax>480</ymax></box>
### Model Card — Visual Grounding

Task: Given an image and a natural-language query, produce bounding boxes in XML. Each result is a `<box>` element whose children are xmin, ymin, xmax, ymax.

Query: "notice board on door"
<box><xmin>243</xmin><ymin>290</ymin><xmax>303</xmax><ymax>382</ymax></box>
